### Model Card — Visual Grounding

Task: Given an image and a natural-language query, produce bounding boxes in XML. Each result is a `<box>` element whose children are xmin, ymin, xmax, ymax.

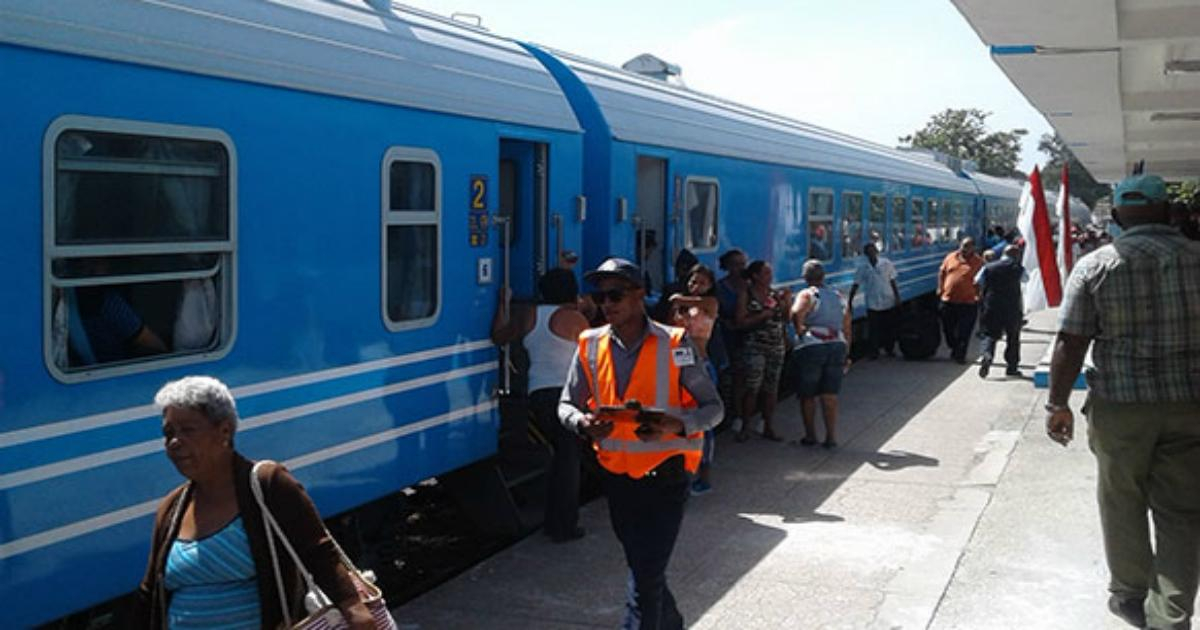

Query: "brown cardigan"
<box><xmin>135</xmin><ymin>453</ymin><xmax>359</xmax><ymax>629</ymax></box>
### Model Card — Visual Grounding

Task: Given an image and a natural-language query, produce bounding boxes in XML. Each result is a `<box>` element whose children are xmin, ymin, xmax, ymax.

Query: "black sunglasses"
<box><xmin>591</xmin><ymin>288</ymin><xmax>630</xmax><ymax>304</ymax></box>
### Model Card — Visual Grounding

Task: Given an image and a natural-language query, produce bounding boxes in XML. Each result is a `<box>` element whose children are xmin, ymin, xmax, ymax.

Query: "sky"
<box><xmin>409</xmin><ymin>0</ymin><xmax>1053</xmax><ymax>172</ymax></box>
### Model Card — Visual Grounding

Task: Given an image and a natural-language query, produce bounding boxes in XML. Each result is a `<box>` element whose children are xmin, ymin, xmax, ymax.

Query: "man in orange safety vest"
<box><xmin>560</xmin><ymin>258</ymin><xmax>723</xmax><ymax>630</ymax></box>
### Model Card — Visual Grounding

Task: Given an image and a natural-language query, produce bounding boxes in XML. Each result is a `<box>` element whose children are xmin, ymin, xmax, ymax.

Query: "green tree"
<box><xmin>1168</xmin><ymin>180</ymin><xmax>1198</xmax><ymax>205</ymax></box>
<box><xmin>1037</xmin><ymin>133</ymin><xmax>1111</xmax><ymax>209</ymax></box>
<box><xmin>899</xmin><ymin>108</ymin><xmax>1027</xmax><ymax>178</ymax></box>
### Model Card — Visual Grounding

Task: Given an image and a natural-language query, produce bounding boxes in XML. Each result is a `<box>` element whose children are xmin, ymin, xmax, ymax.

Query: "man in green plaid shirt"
<box><xmin>1046</xmin><ymin>173</ymin><xmax>1200</xmax><ymax>630</ymax></box>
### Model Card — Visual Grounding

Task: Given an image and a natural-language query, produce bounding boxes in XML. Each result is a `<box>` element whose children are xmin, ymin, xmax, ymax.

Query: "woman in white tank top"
<box><xmin>490</xmin><ymin>268</ymin><xmax>589</xmax><ymax>542</ymax></box>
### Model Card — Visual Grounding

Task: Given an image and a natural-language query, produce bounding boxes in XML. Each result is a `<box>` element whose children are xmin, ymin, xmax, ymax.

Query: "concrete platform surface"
<box><xmin>392</xmin><ymin>309</ymin><xmax>1182</xmax><ymax>629</ymax></box>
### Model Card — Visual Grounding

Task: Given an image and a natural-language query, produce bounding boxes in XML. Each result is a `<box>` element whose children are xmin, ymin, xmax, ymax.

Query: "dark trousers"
<box><xmin>940</xmin><ymin>302</ymin><xmax>978</xmax><ymax>361</ymax></box>
<box><xmin>980</xmin><ymin>317</ymin><xmax>1021</xmax><ymax>371</ymax></box>
<box><xmin>529</xmin><ymin>388</ymin><xmax>581</xmax><ymax>538</ymax></box>
<box><xmin>866</xmin><ymin>307</ymin><xmax>900</xmax><ymax>356</ymax></box>
<box><xmin>603</xmin><ymin>459</ymin><xmax>689</xmax><ymax>630</ymax></box>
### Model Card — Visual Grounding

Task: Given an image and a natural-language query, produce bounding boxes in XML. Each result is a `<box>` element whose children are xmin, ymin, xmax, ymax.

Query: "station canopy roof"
<box><xmin>952</xmin><ymin>0</ymin><xmax>1200</xmax><ymax>183</ymax></box>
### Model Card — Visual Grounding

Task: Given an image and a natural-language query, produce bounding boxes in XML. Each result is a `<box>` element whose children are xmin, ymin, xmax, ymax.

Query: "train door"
<box><xmin>634</xmin><ymin>156</ymin><xmax>668</xmax><ymax>292</ymax></box>
<box><xmin>498</xmin><ymin>139</ymin><xmax>549</xmax><ymax>301</ymax></box>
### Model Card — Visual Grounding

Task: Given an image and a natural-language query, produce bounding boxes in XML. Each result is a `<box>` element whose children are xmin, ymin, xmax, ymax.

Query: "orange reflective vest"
<box><xmin>578</xmin><ymin>322</ymin><xmax>703</xmax><ymax>478</ymax></box>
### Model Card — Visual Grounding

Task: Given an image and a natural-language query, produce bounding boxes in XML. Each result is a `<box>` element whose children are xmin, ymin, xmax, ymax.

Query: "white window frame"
<box><xmin>891</xmin><ymin>195</ymin><xmax>908</xmax><ymax>252</ymax></box>
<box><xmin>911</xmin><ymin>197</ymin><xmax>927</xmax><ymax>248</ymax></box>
<box><xmin>682</xmin><ymin>176</ymin><xmax>720</xmax><ymax>253</ymax></box>
<box><xmin>42</xmin><ymin>115</ymin><xmax>238</xmax><ymax>383</ymax></box>
<box><xmin>840</xmin><ymin>190</ymin><xmax>865</xmax><ymax>260</ymax></box>
<box><xmin>381</xmin><ymin>146</ymin><xmax>442</xmax><ymax>332</ymax></box>
<box><xmin>868</xmin><ymin>192</ymin><xmax>887</xmax><ymax>252</ymax></box>
<box><xmin>807</xmin><ymin>187</ymin><xmax>836</xmax><ymax>262</ymax></box>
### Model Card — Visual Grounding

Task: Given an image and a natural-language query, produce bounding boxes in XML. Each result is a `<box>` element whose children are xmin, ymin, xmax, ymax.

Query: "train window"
<box><xmin>910</xmin><ymin>198</ymin><xmax>927</xmax><ymax>248</ymax></box>
<box><xmin>383</xmin><ymin>147</ymin><xmax>441</xmax><ymax>330</ymax></box>
<box><xmin>868</xmin><ymin>194</ymin><xmax>886</xmax><ymax>252</ymax></box>
<box><xmin>808</xmin><ymin>190</ymin><xmax>834</xmax><ymax>261</ymax></box>
<box><xmin>45</xmin><ymin>117</ymin><xmax>235</xmax><ymax>381</ymax></box>
<box><xmin>950</xmin><ymin>201</ymin><xmax>964</xmax><ymax>242</ymax></box>
<box><xmin>928</xmin><ymin>199</ymin><xmax>942</xmax><ymax>244</ymax></box>
<box><xmin>684</xmin><ymin>177</ymin><xmax>719</xmax><ymax>251</ymax></box>
<box><xmin>841</xmin><ymin>192</ymin><xmax>864</xmax><ymax>259</ymax></box>
<box><xmin>891</xmin><ymin>197</ymin><xmax>907</xmax><ymax>253</ymax></box>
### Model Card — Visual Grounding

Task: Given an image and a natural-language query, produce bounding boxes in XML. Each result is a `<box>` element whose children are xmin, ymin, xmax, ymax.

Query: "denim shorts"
<box><xmin>793</xmin><ymin>341</ymin><xmax>847</xmax><ymax>397</ymax></box>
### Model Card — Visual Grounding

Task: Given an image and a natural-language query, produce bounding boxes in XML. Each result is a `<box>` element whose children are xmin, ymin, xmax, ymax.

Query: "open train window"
<box><xmin>808</xmin><ymin>189</ymin><xmax>834</xmax><ymax>261</ymax></box>
<box><xmin>44</xmin><ymin>116</ymin><xmax>236</xmax><ymax>382</ymax></box>
<box><xmin>928</xmin><ymin>199</ymin><xmax>942</xmax><ymax>244</ymax></box>
<box><xmin>911</xmin><ymin>198</ymin><xmax>928</xmax><ymax>248</ymax></box>
<box><xmin>382</xmin><ymin>148</ymin><xmax>441</xmax><ymax>330</ymax></box>
<box><xmin>950</xmin><ymin>200</ymin><xmax>965</xmax><ymax>242</ymax></box>
<box><xmin>868</xmin><ymin>194</ymin><xmax>886</xmax><ymax>253</ymax></box>
<box><xmin>891</xmin><ymin>196</ymin><xmax>907</xmax><ymax>253</ymax></box>
<box><xmin>841</xmin><ymin>192</ymin><xmax>864</xmax><ymax>259</ymax></box>
<box><xmin>684</xmin><ymin>177</ymin><xmax>719</xmax><ymax>251</ymax></box>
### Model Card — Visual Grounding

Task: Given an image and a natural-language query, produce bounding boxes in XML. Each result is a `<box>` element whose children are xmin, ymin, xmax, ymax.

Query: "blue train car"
<box><xmin>0</xmin><ymin>2</ymin><xmax>585</xmax><ymax>625</ymax></box>
<box><xmin>3</xmin><ymin>2</ymin><xmax>1072</xmax><ymax>625</ymax></box>
<box><xmin>525</xmin><ymin>46</ymin><xmax>985</xmax><ymax>314</ymax></box>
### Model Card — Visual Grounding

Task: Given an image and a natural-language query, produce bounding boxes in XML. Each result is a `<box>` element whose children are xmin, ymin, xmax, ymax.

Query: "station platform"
<box><xmin>393</xmin><ymin>308</ymin><xmax>1142</xmax><ymax>629</ymax></box>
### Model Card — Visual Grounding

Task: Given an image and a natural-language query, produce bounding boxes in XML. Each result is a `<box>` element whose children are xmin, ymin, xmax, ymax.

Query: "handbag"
<box><xmin>250</xmin><ymin>461</ymin><xmax>398</xmax><ymax>630</ymax></box>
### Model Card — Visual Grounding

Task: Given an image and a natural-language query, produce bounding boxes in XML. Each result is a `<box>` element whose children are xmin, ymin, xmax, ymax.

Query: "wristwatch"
<box><xmin>1044</xmin><ymin>402</ymin><xmax>1070</xmax><ymax>413</ymax></box>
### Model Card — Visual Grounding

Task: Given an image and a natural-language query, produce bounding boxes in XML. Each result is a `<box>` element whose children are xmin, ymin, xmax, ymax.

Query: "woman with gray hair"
<box><xmin>789</xmin><ymin>260</ymin><xmax>852</xmax><ymax>448</ymax></box>
<box><xmin>136</xmin><ymin>376</ymin><xmax>373</xmax><ymax>629</ymax></box>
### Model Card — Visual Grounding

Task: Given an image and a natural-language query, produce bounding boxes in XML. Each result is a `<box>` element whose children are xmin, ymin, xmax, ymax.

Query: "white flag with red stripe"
<box><xmin>1017</xmin><ymin>166</ymin><xmax>1063</xmax><ymax>313</ymax></box>
<box><xmin>1057</xmin><ymin>164</ymin><xmax>1073</xmax><ymax>277</ymax></box>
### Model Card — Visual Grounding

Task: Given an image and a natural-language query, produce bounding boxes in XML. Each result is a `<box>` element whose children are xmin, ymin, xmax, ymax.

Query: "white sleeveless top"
<box><xmin>526</xmin><ymin>304</ymin><xmax>578</xmax><ymax>393</ymax></box>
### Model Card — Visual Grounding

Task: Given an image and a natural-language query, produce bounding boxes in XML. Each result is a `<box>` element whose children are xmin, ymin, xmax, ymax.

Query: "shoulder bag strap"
<box><xmin>251</xmin><ymin>461</ymin><xmax>331</xmax><ymax>625</ymax></box>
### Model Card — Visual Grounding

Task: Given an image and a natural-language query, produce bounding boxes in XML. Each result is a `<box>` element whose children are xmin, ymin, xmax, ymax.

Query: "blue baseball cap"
<box><xmin>1113</xmin><ymin>174</ymin><xmax>1167</xmax><ymax>207</ymax></box>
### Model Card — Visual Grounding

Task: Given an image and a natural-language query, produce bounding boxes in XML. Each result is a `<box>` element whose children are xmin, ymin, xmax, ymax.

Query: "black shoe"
<box><xmin>547</xmin><ymin>526</ymin><xmax>585</xmax><ymax>543</ymax></box>
<box><xmin>822</xmin><ymin>439</ymin><xmax>837</xmax><ymax>449</ymax></box>
<box><xmin>978</xmin><ymin>362</ymin><xmax>991</xmax><ymax>379</ymax></box>
<box><xmin>791</xmin><ymin>436</ymin><xmax>818</xmax><ymax>447</ymax></box>
<box><xmin>954</xmin><ymin>356</ymin><xmax>968</xmax><ymax>365</ymax></box>
<box><xmin>1107</xmin><ymin>594</ymin><xmax>1146</xmax><ymax>628</ymax></box>
<box><xmin>1005</xmin><ymin>367</ymin><xmax>1021</xmax><ymax>377</ymax></box>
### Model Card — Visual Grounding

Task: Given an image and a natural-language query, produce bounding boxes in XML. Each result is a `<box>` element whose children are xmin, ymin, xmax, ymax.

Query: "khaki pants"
<box><xmin>1087</xmin><ymin>396</ymin><xmax>1200</xmax><ymax>630</ymax></box>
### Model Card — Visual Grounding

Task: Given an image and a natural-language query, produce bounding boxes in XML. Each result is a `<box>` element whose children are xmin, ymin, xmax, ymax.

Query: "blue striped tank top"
<box><xmin>164</xmin><ymin>515</ymin><xmax>261</xmax><ymax>629</ymax></box>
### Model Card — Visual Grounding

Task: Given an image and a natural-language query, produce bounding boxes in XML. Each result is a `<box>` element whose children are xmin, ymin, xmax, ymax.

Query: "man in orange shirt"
<box><xmin>937</xmin><ymin>237</ymin><xmax>984</xmax><ymax>364</ymax></box>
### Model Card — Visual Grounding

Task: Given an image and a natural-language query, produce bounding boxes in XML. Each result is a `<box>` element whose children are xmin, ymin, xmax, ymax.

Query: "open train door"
<box><xmin>634</xmin><ymin>156</ymin><xmax>669</xmax><ymax>293</ymax></box>
<box><xmin>445</xmin><ymin>138</ymin><xmax>555</xmax><ymax>538</ymax></box>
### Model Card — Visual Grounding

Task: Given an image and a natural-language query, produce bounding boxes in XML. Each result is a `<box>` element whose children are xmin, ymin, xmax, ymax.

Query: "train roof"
<box><xmin>537</xmin><ymin>46</ymin><xmax>979</xmax><ymax>195</ymax></box>
<box><xmin>967</xmin><ymin>171</ymin><xmax>1026</xmax><ymax>199</ymax></box>
<box><xmin>0</xmin><ymin>0</ymin><xmax>581</xmax><ymax>133</ymax></box>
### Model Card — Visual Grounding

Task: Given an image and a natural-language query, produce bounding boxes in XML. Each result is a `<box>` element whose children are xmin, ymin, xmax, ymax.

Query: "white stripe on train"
<box><xmin>0</xmin><ymin>362</ymin><xmax>495</xmax><ymax>490</ymax></box>
<box><xmin>0</xmin><ymin>399</ymin><xmax>498</xmax><ymax>560</ymax></box>
<box><xmin>0</xmin><ymin>339</ymin><xmax>494</xmax><ymax>448</ymax></box>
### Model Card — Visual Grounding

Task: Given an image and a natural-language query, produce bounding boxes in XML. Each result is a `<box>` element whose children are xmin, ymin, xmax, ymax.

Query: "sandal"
<box><xmin>795</xmin><ymin>436</ymin><xmax>818</xmax><ymax>447</ymax></box>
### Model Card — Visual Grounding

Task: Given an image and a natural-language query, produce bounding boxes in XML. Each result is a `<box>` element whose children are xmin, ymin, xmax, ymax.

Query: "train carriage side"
<box><xmin>527</xmin><ymin>46</ymin><xmax>978</xmax><ymax>314</ymax></box>
<box><xmin>0</xmin><ymin>3</ymin><xmax>584</xmax><ymax>626</ymax></box>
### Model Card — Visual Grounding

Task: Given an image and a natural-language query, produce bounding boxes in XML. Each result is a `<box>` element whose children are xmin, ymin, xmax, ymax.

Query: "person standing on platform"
<box><xmin>1046</xmin><ymin>174</ymin><xmax>1200</xmax><ymax>630</ymax></box>
<box><xmin>847</xmin><ymin>242</ymin><xmax>901</xmax><ymax>359</ymax></box>
<box><xmin>788</xmin><ymin>260</ymin><xmax>852</xmax><ymax>449</ymax></box>
<box><xmin>559</xmin><ymin>258</ymin><xmax>723</xmax><ymax>630</ymax></box>
<box><xmin>715</xmin><ymin>248</ymin><xmax>748</xmax><ymax>433</ymax></box>
<box><xmin>491</xmin><ymin>269</ymin><xmax>590</xmax><ymax>543</ymax></box>
<box><xmin>975</xmin><ymin>245</ymin><xmax>1026</xmax><ymax>378</ymax></box>
<box><xmin>937</xmin><ymin>237</ymin><xmax>983</xmax><ymax>364</ymax></box>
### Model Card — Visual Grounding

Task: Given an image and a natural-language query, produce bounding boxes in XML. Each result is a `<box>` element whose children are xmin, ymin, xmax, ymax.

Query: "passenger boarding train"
<box><xmin>0</xmin><ymin>2</ymin><xmax>1089</xmax><ymax>625</ymax></box>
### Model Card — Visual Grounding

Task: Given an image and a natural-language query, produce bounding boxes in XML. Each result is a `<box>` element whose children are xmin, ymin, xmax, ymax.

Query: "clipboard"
<box><xmin>596</xmin><ymin>403</ymin><xmax>665</xmax><ymax>424</ymax></box>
